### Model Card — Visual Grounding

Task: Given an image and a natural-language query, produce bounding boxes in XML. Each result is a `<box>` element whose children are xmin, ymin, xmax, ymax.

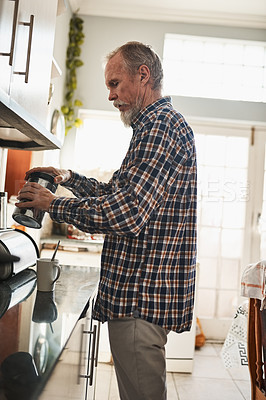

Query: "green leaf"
<box><xmin>75</xmin><ymin>17</ymin><xmax>83</xmax><ymax>24</ymax></box>
<box><xmin>65</xmin><ymin>91</ymin><xmax>74</xmax><ymax>101</ymax></box>
<box><xmin>65</xmin><ymin>125</ymin><xmax>72</xmax><ymax>135</ymax></box>
<box><xmin>73</xmin><ymin>48</ymin><xmax>81</xmax><ymax>57</ymax></box>
<box><xmin>74</xmin><ymin>99</ymin><xmax>83</xmax><ymax>107</ymax></box>
<box><xmin>66</xmin><ymin>60</ymin><xmax>74</xmax><ymax>69</ymax></box>
<box><xmin>74</xmin><ymin>118</ymin><xmax>83</xmax><ymax>127</ymax></box>
<box><xmin>67</xmin><ymin>114</ymin><xmax>74</xmax><ymax>121</ymax></box>
<box><xmin>61</xmin><ymin>105</ymin><xmax>69</xmax><ymax>115</ymax></box>
<box><xmin>70</xmin><ymin>70</ymin><xmax>76</xmax><ymax>78</ymax></box>
<box><xmin>74</xmin><ymin>59</ymin><xmax>84</xmax><ymax>67</ymax></box>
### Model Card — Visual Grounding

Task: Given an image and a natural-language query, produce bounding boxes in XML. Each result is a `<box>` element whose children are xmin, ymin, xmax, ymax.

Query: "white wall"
<box><xmin>76</xmin><ymin>15</ymin><xmax>266</xmax><ymax>123</ymax></box>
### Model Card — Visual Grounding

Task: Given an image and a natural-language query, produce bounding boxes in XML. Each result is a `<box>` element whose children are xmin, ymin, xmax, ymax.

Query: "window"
<box><xmin>195</xmin><ymin>131</ymin><xmax>249</xmax><ymax>320</ymax></box>
<box><xmin>163</xmin><ymin>34</ymin><xmax>266</xmax><ymax>103</ymax></box>
<box><xmin>74</xmin><ymin>110</ymin><xmax>132</xmax><ymax>180</ymax></box>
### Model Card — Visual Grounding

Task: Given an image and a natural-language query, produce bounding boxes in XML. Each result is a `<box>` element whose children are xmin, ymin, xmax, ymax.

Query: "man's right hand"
<box><xmin>25</xmin><ymin>167</ymin><xmax>72</xmax><ymax>184</ymax></box>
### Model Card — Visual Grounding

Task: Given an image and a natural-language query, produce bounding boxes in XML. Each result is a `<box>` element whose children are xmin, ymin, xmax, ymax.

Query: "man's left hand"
<box><xmin>15</xmin><ymin>182</ymin><xmax>57</xmax><ymax>212</ymax></box>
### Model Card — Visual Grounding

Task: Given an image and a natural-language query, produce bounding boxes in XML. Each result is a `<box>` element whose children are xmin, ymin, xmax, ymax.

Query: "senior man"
<box><xmin>17</xmin><ymin>41</ymin><xmax>197</xmax><ymax>400</ymax></box>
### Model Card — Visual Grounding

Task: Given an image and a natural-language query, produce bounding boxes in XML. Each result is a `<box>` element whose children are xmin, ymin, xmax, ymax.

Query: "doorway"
<box><xmin>191</xmin><ymin>119</ymin><xmax>266</xmax><ymax>339</ymax></box>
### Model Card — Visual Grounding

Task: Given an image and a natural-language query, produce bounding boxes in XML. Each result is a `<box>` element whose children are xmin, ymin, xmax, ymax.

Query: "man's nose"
<box><xmin>108</xmin><ymin>90</ymin><xmax>117</xmax><ymax>101</ymax></box>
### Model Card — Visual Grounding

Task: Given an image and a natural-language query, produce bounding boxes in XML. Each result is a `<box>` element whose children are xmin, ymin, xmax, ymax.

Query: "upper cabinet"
<box><xmin>0</xmin><ymin>0</ymin><xmax>16</xmax><ymax>96</ymax></box>
<box><xmin>0</xmin><ymin>0</ymin><xmax>61</xmax><ymax>151</ymax></box>
<box><xmin>10</xmin><ymin>0</ymin><xmax>57</xmax><ymax>124</ymax></box>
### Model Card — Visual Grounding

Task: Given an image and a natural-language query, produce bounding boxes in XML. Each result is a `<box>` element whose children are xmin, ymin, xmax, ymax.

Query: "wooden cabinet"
<box><xmin>39</xmin><ymin>298</ymin><xmax>100</xmax><ymax>400</ymax></box>
<box><xmin>4</xmin><ymin>148</ymin><xmax>32</xmax><ymax>198</ymax></box>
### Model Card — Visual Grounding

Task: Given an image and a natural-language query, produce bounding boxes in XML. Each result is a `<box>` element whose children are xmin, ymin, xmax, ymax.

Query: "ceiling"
<box><xmin>69</xmin><ymin>0</ymin><xmax>266</xmax><ymax>29</ymax></box>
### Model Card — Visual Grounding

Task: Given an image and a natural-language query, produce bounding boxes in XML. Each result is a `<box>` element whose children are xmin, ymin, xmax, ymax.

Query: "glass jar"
<box><xmin>12</xmin><ymin>172</ymin><xmax>58</xmax><ymax>229</ymax></box>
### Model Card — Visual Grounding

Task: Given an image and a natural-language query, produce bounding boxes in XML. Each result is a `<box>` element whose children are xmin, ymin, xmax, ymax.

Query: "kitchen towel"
<box><xmin>241</xmin><ymin>260</ymin><xmax>266</xmax><ymax>310</ymax></box>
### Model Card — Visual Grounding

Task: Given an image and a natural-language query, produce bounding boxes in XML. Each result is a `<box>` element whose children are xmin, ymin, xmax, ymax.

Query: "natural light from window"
<box><xmin>163</xmin><ymin>33</ymin><xmax>266</xmax><ymax>103</ymax></box>
<box><xmin>74</xmin><ymin>110</ymin><xmax>132</xmax><ymax>175</ymax></box>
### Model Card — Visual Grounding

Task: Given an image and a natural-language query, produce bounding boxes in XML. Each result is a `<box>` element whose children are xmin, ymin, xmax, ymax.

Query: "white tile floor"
<box><xmin>94</xmin><ymin>342</ymin><xmax>251</xmax><ymax>400</ymax></box>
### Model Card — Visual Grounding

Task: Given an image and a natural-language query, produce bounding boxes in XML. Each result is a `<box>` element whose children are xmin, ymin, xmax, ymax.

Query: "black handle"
<box><xmin>0</xmin><ymin>254</ymin><xmax>20</xmax><ymax>263</ymax></box>
<box><xmin>79</xmin><ymin>324</ymin><xmax>97</xmax><ymax>386</ymax></box>
<box><xmin>94</xmin><ymin>321</ymin><xmax>101</xmax><ymax>368</ymax></box>
<box><xmin>88</xmin><ymin>324</ymin><xmax>97</xmax><ymax>386</ymax></box>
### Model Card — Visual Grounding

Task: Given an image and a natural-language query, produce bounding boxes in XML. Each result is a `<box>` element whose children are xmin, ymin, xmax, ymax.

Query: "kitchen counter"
<box><xmin>0</xmin><ymin>264</ymin><xmax>100</xmax><ymax>399</ymax></box>
<box><xmin>40</xmin><ymin>234</ymin><xmax>104</xmax><ymax>252</ymax></box>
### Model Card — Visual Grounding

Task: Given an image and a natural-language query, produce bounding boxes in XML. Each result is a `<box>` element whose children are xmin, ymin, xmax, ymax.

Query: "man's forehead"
<box><xmin>106</xmin><ymin>53</ymin><xmax>123</xmax><ymax>71</ymax></box>
<box><xmin>105</xmin><ymin>54</ymin><xmax>125</xmax><ymax>81</ymax></box>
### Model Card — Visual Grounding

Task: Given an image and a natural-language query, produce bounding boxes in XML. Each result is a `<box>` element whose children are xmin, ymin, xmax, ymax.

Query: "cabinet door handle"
<box><xmin>77</xmin><ymin>322</ymin><xmax>85</xmax><ymax>385</ymax></box>
<box><xmin>13</xmin><ymin>14</ymin><xmax>34</xmax><ymax>83</ymax></box>
<box><xmin>88</xmin><ymin>324</ymin><xmax>97</xmax><ymax>386</ymax></box>
<box><xmin>79</xmin><ymin>324</ymin><xmax>97</xmax><ymax>386</ymax></box>
<box><xmin>94</xmin><ymin>321</ymin><xmax>101</xmax><ymax>368</ymax></box>
<box><xmin>0</xmin><ymin>0</ymin><xmax>19</xmax><ymax>66</ymax></box>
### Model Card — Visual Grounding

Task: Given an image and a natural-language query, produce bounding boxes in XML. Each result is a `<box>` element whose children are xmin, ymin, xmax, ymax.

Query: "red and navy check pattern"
<box><xmin>49</xmin><ymin>97</ymin><xmax>197</xmax><ymax>332</ymax></box>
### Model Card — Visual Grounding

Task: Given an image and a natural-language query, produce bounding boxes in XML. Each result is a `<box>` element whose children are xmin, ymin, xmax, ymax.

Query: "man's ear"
<box><xmin>139</xmin><ymin>65</ymin><xmax>150</xmax><ymax>85</ymax></box>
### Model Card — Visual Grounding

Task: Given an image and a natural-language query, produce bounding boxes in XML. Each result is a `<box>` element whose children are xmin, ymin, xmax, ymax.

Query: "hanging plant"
<box><xmin>61</xmin><ymin>15</ymin><xmax>84</xmax><ymax>135</ymax></box>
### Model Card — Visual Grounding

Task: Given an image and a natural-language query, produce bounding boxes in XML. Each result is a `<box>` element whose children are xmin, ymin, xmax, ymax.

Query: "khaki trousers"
<box><xmin>108</xmin><ymin>316</ymin><xmax>168</xmax><ymax>400</ymax></box>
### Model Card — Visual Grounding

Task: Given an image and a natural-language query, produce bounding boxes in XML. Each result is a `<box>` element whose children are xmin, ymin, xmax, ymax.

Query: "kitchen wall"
<box><xmin>75</xmin><ymin>15</ymin><xmax>266</xmax><ymax>123</ymax></box>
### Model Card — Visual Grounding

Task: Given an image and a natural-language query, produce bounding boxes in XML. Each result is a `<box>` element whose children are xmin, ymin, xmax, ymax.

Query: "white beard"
<box><xmin>119</xmin><ymin>97</ymin><xmax>143</xmax><ymax>127</ymax></box>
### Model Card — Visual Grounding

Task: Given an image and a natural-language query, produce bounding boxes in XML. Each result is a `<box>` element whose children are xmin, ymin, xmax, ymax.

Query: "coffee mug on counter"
<box><xmin>36</xmin><ymin>258</ymin><xmax>61</xmax><ymax>292</ymax></box>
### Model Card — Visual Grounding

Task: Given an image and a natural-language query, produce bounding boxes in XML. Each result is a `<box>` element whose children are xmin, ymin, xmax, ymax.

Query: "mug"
<box><xmin>32</xmin><ymin>291</ymin><xmax>58</xmax><ymax>323</ymax></box>
<box><xmin>36</xmin><ymin>258</ymin><xmax>61</xmax><ymax>292</ymax></box>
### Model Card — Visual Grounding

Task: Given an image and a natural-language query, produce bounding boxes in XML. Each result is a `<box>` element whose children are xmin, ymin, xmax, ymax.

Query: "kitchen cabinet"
<box><xmin>39</xmin><ymin>297</ymin><xmax>100</xmax><ymax>400</ymax></box>
<box><xmin>10</xmin><ymin>0</ymin><xmax>57</xmax><ymax>125</ymax></box>
<box><xmin>0</xmin><ymin>0</ymin><xmax>17</xmax><ymax>96</ymax></box>
<box><xmin>0</xmin><ymin>0</ymin><xmax>61</xmax><ymax>151</ymax></box>
<box><xmin>0</xmin><ymin>265</ymin><xmax>100</xmax><ymax>399</ymax></box>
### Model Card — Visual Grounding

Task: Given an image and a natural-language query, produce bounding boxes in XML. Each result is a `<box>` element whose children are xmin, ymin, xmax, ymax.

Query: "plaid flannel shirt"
<box><xmin>49</xmin><ymin>97</ymin><xmax>197</xmax><ymax>333</ymax></box>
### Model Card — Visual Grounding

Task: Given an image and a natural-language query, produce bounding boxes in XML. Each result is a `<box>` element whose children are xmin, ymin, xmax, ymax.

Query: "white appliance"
<box><xmin>165</xmin><ymin>313</ymin><xmax>196</xmax><ymax>373</ymax></box>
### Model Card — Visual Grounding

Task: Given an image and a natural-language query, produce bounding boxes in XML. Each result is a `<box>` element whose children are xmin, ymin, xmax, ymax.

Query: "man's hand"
<box><xmin>16</xmin><ymin>183</ymin><xmax>57</xmax><ymax>212</ymax></box>
<box><xmin>25</xmin><ymin>167</ymin><xmax>72</xmax><ymax>185</ymax></box>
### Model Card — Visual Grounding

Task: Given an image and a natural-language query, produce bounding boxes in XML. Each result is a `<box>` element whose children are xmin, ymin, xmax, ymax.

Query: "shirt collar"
<box><xmin>131</xmin><ymin>96</ymin><xmax>172</xmax><ymax>129</ymax></box>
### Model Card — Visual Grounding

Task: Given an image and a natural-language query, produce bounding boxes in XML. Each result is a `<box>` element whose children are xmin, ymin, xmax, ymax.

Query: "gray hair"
<box><xmin>106</xmin><ymin>41</ymin><xmax>163</xmax><ymax>92</ymax></box>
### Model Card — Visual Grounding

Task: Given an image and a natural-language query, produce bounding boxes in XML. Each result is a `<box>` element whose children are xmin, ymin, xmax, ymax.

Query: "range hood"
<box><xmin>0</xmin><ymin>92</ymin><xmax>61</xmax><ymax>151</ymax></box>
